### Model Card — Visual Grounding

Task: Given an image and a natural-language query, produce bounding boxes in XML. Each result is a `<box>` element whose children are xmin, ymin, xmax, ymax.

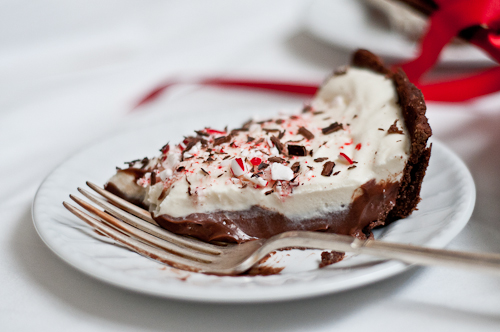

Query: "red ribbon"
<box><xmin>134</xmin><ymin>79</ymin><xmax>319</xmax><ymax>109</ymax></box>
<box><xmin>400</xmin><ymin>0</ymin><xmax>500</xmax><ymax>101</ymax></box>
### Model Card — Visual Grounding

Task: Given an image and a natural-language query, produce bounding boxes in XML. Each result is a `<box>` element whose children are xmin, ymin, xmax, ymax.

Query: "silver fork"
<box><xmin>63</xmin><ymin>182</ymin><xmax>500</xmax><ymax>275</ymax></box>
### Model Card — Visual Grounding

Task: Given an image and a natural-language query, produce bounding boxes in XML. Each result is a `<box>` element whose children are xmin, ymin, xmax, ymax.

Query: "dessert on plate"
<box><xmin>105</xmin><ymin>49</ymin><xmax>432</xmax><ymax>244</ymax></box>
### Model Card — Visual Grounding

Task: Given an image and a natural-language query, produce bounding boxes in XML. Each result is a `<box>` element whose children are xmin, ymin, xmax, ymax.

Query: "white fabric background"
<box><xmin>2</xmin><ymin>1</ymin><xmax>500</xmax><ymax>331</ymax></box>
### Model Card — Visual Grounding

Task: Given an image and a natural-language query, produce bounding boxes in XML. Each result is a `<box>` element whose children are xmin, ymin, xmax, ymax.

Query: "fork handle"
<box><xmin>360</xmin><ymin>239</ymin><xmax>500</xmax><ymax>274</ymax></box>
<box><xmin>266</xmin><ymin>232</ymin><xmax>500</xmax><ymax>274</ymax></box>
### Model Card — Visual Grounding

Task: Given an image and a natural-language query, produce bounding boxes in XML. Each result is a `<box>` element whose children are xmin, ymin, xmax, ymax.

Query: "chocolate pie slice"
<box><xmin>106</xmin><ymin>50</ymin><xmax>432</xmax><ymax>243</ymax></box>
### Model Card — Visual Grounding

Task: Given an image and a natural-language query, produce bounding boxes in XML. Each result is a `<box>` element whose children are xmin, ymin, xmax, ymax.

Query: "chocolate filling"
<box><xmin>152</xmin><ymin>179</ymin><xmax>400</xmax><ymax>243</ymax></box>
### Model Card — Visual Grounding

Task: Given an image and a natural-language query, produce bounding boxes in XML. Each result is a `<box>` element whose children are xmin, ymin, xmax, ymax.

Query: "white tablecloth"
<box><xmin>3</xmin><ymin>1</ymin><xmax>500</xmax><ymax>331</ymax></box>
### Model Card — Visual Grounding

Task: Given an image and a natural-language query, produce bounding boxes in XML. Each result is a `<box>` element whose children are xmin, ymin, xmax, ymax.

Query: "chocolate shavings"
<box><xmin>288</xmin><ymin>144</ymin><xmax>307</xmax><ymax>156</ymax></box>
<box><xmin>242</xmin><ymin>119</ymin><xmax>253</xmax><ymax>129</ymax></box>
<box><xmin>270</xmin><ymin>136</ymin><xmax>285</xmax><ymax>155</ymax></box>
<box><xmin>159</xmin><ymin>143</ymin><xmax>170</xmax><ymax>153</ymax></box>
<box><xmin>321</xmin><ymin>161</ymin><xmax>336</xmax><ymax>177</ymax></box>
<box><xmin>268</xmin><ymin>156</ymin><xmax>285</xmax><ymax>163</ymax></box>
<box><xmin>195</xmin><ymin>130</ymin><xmax>209</xmax><ymax>137</ymax></box>
<box><xmin>258</xmin><ymin>162</ymin><xmax>269</xmax><ymax>170</ymax></box>
<box><xmin>183</xmin><ymin>137</ymin><xmax>200</xmax><ymax>152</ymax></box>
<box><xmin>314</xmin><ymin>157</ymin><xmax>328</xmax><ymax>162</ymax></box>
<box><xmin>291</xmin><ymin>162</ymin><xmax>300</xmax><ymax>173</ymax></box>
<box><xmin>255</xmin><ymin>138</ymin><xmax>265</xmax><ymax>144</ymax></box>
<box><xmin>322</xmin><ymin>122</ymin><xmax>343</xmax><ymax>135</ymax></box>
<box><xmin>200</xmin><ymin>168</ymin><xmax>209</xmax><ymax>176</ymax></box>
<box><xmin>298</xmin><ymin>126</ymin><xmax>315</xmax><ymax>140</ymax></box>
<box><xmin>263</xmin><ymin>128</ymin><xmax>280</xmax><ymax>133</ymax></box>
<box><xmin>213</xmin><ymin>135</ymin><xmax>232</xmax><ymax>146</ymax></box>
<box><xmin>265</xmin><ymin>190</ymin><xmax>274</xmax><ymax>196</ymax></box>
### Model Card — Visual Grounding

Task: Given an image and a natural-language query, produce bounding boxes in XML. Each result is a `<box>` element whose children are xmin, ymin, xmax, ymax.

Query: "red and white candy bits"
<box><xmin>339</xmin><ymin>152</ymin><xmax>354</xmax><ymax>165</ymax></box>
<box><xmin>230</xmin><ymin>158</ymin><xmax>246</xmax><ymax>177</ymax></box>
<box><xmin>271</xmin><ymin>163</ymin><xmax>294</xmax><ymax>181</ymax></box>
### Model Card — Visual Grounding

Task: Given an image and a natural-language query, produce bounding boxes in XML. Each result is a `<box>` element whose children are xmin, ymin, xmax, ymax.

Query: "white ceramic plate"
<box><xmin>33</xmin><ymin>109</ymin><xmax>475</xmax><ymax>303</ymax></box>
<box><xmin>304</xmin><ymin>0</ymin><xmax>494</xmax><ymax>65</ymax></box>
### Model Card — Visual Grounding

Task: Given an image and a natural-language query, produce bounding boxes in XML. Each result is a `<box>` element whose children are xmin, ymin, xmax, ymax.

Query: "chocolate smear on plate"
<box><xmin>319</xmin><ymin>251</ymin><xmax>345</xmax><ymax>268</ymax></box>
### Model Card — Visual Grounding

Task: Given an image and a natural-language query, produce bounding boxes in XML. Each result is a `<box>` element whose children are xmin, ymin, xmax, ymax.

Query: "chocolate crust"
<box><xmin>352</xmin><ymin>49</ymin><xmax>432</xmax><ymax>223</ymax></box>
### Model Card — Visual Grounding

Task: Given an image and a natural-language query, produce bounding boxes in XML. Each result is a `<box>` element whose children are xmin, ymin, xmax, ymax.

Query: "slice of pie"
<box><xmin>105</xmin><ymin>49</ymin><xmax>432</xmax><ymax>243</ymax></box>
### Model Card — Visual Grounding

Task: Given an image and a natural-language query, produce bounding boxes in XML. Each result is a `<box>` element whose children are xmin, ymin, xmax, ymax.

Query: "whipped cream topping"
<box><xmin>110</xmin><ymin>67</ymin><xmax>410</xmax><ymax>221</ymax></box>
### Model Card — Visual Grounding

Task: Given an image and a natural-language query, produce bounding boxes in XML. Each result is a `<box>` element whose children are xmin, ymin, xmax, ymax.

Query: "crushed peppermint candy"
<box><xmin>250</xmin><ymin>157</ymin><xmax>262</xmax><ymax>166</ymax></box>
<box><xmin>271</xmin><ymin>163</ymin><xmax>294</xmax><ymax>181</ymax></box>
<box><xmin>339</xmin><ymin>152</ymin><xmax>354</xmax><ymax>165</ymax></box>
<box><xmin>230</xmin><ymin>158</ymin><xmax>246</xmax><ymax>177</ymax></box>
<box><xmin>205</xmin><ymin>128</ymin><xmax>226</xmax><ymax>135</ymax></box>
<box><xmin>159</xmin><ymin>169</ymin><xmax>173</xmax><ymax>181</ymax></box>
<box><xmin>243</xmin><ymin>173</ymin><xmax>268</xmax><ymax>186</ymax></box>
